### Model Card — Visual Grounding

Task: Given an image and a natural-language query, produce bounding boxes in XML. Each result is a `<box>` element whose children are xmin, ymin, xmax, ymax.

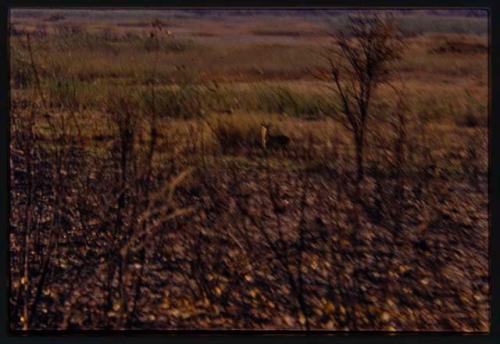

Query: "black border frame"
<box><xmin>0</xmin><ymin>1</ymin><xmax>498</xmax><ymax>343</ymax></box>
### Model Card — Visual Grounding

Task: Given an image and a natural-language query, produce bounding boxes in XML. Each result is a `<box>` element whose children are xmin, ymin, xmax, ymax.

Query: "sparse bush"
<box><xmin>322</xmin><ymin>14</ymin><xmax>404</xmax><ymax>183</ymax></box>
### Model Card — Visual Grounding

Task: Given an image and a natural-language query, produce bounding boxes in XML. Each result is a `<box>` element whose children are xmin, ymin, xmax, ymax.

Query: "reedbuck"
<box><xmin>261</xmin><ymin>123</ymin><xmax>290</xmax><ymax>150</ymax></box>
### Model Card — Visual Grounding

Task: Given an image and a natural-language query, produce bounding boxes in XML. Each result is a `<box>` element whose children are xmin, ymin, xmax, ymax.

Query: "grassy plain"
<box><xmin>9</xmin><ymin>9</ymin><xmax>488</xmax><ymax>331</ymax></box>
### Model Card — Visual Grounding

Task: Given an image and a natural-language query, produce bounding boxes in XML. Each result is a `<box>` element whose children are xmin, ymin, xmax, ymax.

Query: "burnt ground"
<box><xmin>139</xmin><ymin>165</ymin><xmax>489</xmax><ymax>331</ymax></box>
<box><xmin>10</xmin><ymin>151</ymin><xmax>488</xmax><ymax>331</ymax></box>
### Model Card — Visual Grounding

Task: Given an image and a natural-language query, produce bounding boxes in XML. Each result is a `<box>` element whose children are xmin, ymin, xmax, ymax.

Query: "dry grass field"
<box><xmin>9</xmin><ymin>9</ymin><xmax>488</xmax><ymax>331</ymax></box>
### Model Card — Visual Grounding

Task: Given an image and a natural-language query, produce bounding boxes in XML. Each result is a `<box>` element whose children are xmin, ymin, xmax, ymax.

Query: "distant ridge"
<box><xmin>10</xmin><ymin>8</ymin><xmax>488</xmax><ymax>17</ymax></box>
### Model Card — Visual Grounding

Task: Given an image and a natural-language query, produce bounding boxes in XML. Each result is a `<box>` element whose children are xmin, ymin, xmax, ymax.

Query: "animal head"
<box><xmin>260</xmin><ymin>122</ymin><xmax>271</xmax><ymax>130</ymax></box>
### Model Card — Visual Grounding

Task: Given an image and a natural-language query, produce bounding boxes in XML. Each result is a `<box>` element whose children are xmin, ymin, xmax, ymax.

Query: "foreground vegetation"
<box><xmin>9</xmin><ymin>9</ymin><xmax>488</xmax><ymax>331</ymax></box>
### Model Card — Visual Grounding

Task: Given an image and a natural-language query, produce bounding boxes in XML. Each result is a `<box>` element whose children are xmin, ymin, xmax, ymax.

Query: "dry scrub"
<box><xmin>9</xmin><ymin>10</ymin><xmax>488</xmax><ymax>331</ymax></box>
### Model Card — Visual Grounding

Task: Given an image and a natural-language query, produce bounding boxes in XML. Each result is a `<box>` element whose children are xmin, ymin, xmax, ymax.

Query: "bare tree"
<box><xmin>323</xmin><ymin>14</ymin><xmax>404</xmax><ymax>186</ymax></box>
